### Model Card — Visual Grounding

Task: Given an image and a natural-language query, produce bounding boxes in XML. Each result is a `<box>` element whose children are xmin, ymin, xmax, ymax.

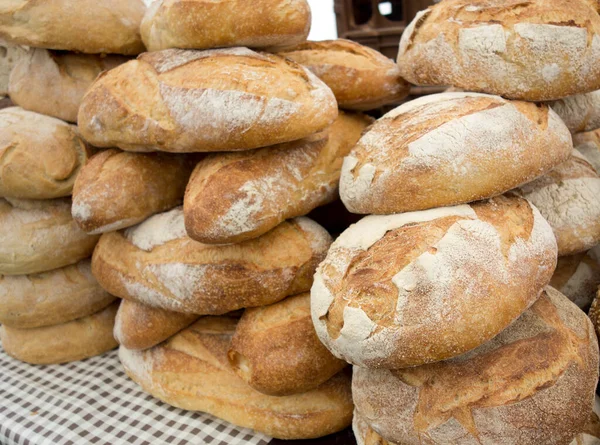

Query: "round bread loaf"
<box><xmin>311</xmin><ymin>194</ymin><xmax>557</xmax><ymax>369</ymax></box>
<box><xmin>278</xmin><ymin>39</ymin><xmax>410</xmax><ymax>111</ymax></box>
<box><xmin>549</xmin><ymin>90</ymin><xmax>600</xmax><ymax>134</ymax></box>
<box><xmin>78</xmin><ymin>48</ymin><xmax>337</xmax><ymax>153</ymax></box>
<box><xmin>0</xmin><ymin>259</ymin><xmax>116</xmax><ymax>329</ymax></box>
<box><xmin>514</xmin><ymin>152</ymin><xmax>600</xmax><ymax>256</ymax></box>
<box><xmin>550</xmin><ymin>246</ymin><xmax>600</xmax><ymax>310</ymax></box>
<box><xmin>92</xmin><ymin>208</ymin><xmax>332</xmax><ymax>314</ymax></box>
<box><xmin>0</xmin><ymin>301</ymin><xmax>119</xmax><ymax>365</ymax></box>
<box><xmin>340</xmin><ymin>92</ymin><xmax>572</xmax><ymax>215</ymax></box>
<box><xmin>0</xmin><ymin>198</ymin><xmax>99</xmax><ymax>275</ymax></box>
<box><xmin>0</xmin><ymin>0</ymin><xmax>146</xmax><ymax>55</ymax></box>
<box><xmin>0</xmin><ymin>107</ymin><xmax>91</xmax><ymax>199</ymax></box>
<box><xmin>141</xmin><ymin>0</ymin><xmax>310</xmax><ymax>52</ymax></box>
<box><xmin>9</xmin><ymin>49</ymin><xmax>128</xmax><ymax>123</ymax></box>
<box><xmin>0</xmin><ymin>41</ymin><xmax>30</xmax><ymax>96</ymax></box>
<box><xmin>352</xmin><ymin>288</ymin><xmax>599</xmax><ymax>445</ymax></box>
<box><xmin>397</xmin><ymin>0</ymin><xmax>600</xmax><ymax>101</ymax></box>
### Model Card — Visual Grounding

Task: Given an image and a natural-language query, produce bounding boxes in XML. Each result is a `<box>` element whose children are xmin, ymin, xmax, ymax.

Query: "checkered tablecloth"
<box><xmin>0</xmin><ymin>346</ymin><xmax>272</xmax><ymax>445</ymax></box>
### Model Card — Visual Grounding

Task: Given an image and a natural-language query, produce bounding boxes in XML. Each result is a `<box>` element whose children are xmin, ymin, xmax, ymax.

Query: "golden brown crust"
<box><xmin>550</xmin><ymin>247</ymin><xmax>600</xmax><ymax>309</ymax></box>
<box><xmin>119</xmin><ymin>316</ymin><xmax>353</xmax><ymax>439</ymax></box>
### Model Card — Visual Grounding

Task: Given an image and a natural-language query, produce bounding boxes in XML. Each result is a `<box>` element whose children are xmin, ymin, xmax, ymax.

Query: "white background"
<box><xmin>307</xmin><ymin>0</ymin><xmax>338</xmax><ymax>41</ymax></box>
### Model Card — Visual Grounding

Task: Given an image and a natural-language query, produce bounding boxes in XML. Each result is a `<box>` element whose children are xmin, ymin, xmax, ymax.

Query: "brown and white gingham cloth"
<box><xmin>0</xmin><ymin>346</ymin><xmax>272</xmax><ymax>445</ymax></box>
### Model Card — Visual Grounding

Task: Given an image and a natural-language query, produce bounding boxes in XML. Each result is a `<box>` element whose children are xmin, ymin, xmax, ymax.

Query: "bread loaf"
<box><xmin>0</xmin><ymin>0</ymin><xmax>146</xmax><ymax>55</ymax></box>
<box><xmin>92</xmin><ymin>209</ymin><xmax>332</xmax><ymax>314</ymax></box>
<box><xmin>9</xmin><ymin>49</ymin><xmax>128</xmax><ymax>123</ymax></box>
<box><xmin>397</xmin><ymin>0</ymin><xmax>600</xmax><ymax>101</ymax></box>
<box><xmin>0</xmin><ymin>259</ymin><xmax>116</xmax><ymax>329</ymax></box>
<box><xmin>0</xmin><ymin>302</ymin><xmax>119</xmax><ymax>365</ymax></box>
<box><xmin>550</xmin><ymin>246</ymin><xmax>600</xmax><ymax>310</ymax></box>
<box><xmin>549</xmin><ymin>90</ymin><xmax>600</xmax><ymax>134</ymax></box>
<box><xmin>0</xmin><ymin>41</ymin><xmax>30</xmax><ymax>96</ymax></box>
<box><xmin>0</xmin><ymin>107</ymin><xmax>91</xmax><ymax>199</ymax></box>
<box><xmin>575</xmin><ymin>137</ymin><xmax>600</xmax><ymax>175</ymax></box>
<box><xmin>141</xmin><ymin>0</ymin><xmax>310</xmax><ymax>52</ymax></box>
<box><xmin>340</xmin><ymin>92</ymin><xmax>572</xmax><ymax>215</ymax></box>
<box><xmin>0</xmin><ymin>198</ymin><xmax>99</xmax><ymax>275</ymax></box>
<box><xmin>312</xmin><ymin>195</ymin><xmax>557</xmax><ymax>369</ymax></box>
<box><xmin>119</xmin><ymin>316</ymin><xmax>353</xmax><ymax>439</ymax></box>
<box><xmin>114</xmin><ymin>300</ymin><xmax>199</xmax><ymax>350</ymax></box>
<box><xmin>514</xmin><ymin>152</ymin><xmax>600</xmax><ymax>256</ymax></box>
<box><xmin>278</xmin><ymin>39</ymin><xmax>410</xmax><ymax>110</ymax></box>
<box><xmin>78</xmin><ymin>48</ymin><xmax>337</xmax><ymax>153</ymax></box>
<box><xmin>352</xmin><ymin>288</ymin><xmax>599</xmax><ymax>445</ymax></box>
<box><xmin>72</xmin><ymin>149</ymin><xmax>196</xmax><ymax>234</ymax></box>
<box><xmin>184</xmin><ymin>111</ymin><xmax>371</xmax><ymax>244</ymax></box>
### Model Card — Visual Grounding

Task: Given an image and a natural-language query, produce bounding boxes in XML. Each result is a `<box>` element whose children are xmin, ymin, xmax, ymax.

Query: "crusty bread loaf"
<box><xmin>228</xmin><ymin>293</ymin><xmax>347</xmax><ymax>396</ymax></box>
<box><xmin>9</xmin><ymin>49</ymin><xmax>128</xmax><ymax>123</ymax></box>
<box><xmin>78</xmin><ymin>48</ymin><xmax>337</xmax><ymax>153</ymax></box>
<box><xmin>114</xmin><ymin>300</ymin><xmax>199</xmax><ymax>350</ymax></box>
<box><xmin>0</xmin><ymin>0</ymin><xmax>146</xmax><ymax>55</ymax></box>
<box><xmin>141</xmin><ymin>0</ymin><xmax>310</xmax><ymax>52</ymax></box>
<box><xmin>352</xmin><ymin>288</ymin><xmax>599</xmax><ymax>445</ymax></box>
<box><xmin>0</xmin><ymin>198</ymin><xmax>99</xmax><ymax>275</ymax></box>
<box><xmin>514</xmin><ymin>152</ymin><xmax>600</xmax><ymax>256</ymax></box>
<box><xmin>184</xmin><ymin>111</ymin><xmax>372</xmax><ymax>244</ymax></box>
<box><xmin>72</xmin><ymin>149</ymin><xmax>196</xmax><ymax>235</ymax></box>
<box><xmin>119</xmin><ymin>316</ymin><xmax>353</xmax><ymax>439</ymax></box>
<box><xmin>0</xmin><ymin>41</ymin><xmax>30</xmax><ymax>96</ymax></box>
<box><xmin>0</xmin><ymin>259</ymin><xmax>116</xmax><ymax>329</ymax></box>
<box><xmin>550</xmin><ymin>246</ymin><xmax>600</xmax><ymax>310</ymax></box>
<box><xmin>549</xmin><ymin>90</ymin><xmax>600</xmax><ymax>134</ymax></box>
<box><xmin>340</xmin><ymin>92</ymin><xmax>572</xmax><ymax>215</ymax></box>
<box><xmin>397</xmin><ymin>0</ymin><xmax>600</xmax><ymax>101</ymax></box>
<box><xmin>278</xmin><ymin>39</ymin><xmax>410</xmax><ymax>111</ymax></box>
<box><xmin>0</xmin><ymin>107</ymin><xmax>91</xmax><ymax>199</ymax></box>
<box><xmin>0</xmin><ymin>302</ymin><xmax>119</xmax><ymax>365</ymax></box>
<box><xmin>92</xmin><ymin>208</ymin><xmax>332</xmax><ymax>314</ymax></box>
<box><xmin>312</xmin><ymin>195</ymin><xmax>557</xmax><ymax>369</ymax></box>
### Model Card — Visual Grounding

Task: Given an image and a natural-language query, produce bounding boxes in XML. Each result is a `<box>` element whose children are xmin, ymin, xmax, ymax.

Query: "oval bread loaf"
<box><xmin>0</xmin><ymin>41</ymin><xmax>31</xmax><ymax>96</ymax></box>
<box><xmin>550</xmin><ymin>246</ymin><xmax>600</xmax><ymax>310</ymax></box>
<box><xmin>92</xmin><ymin>208</ymin><xmax>332</xmax><ymax>314</ymax></box>
<box><xmin>549</xmin><ymin>90</ymin><xmax>600</xmax><ymax>134</ymax></box>
<box><xmin>397</xmin><ymin>0</ymin><xmax>600</xmax><ymax>101</ymax></box>
<box><xmin>141</xmin><ymin>0</ymin><xmax>311</xmax><ymax>52</ymax></box>
<box><xmin>278</xmin><ymin>39</ymin><xmax>410</xmax><ymax>111</ymax></box>
<box><xmin>352</xmin><ymin>288</ymin><xmax>599</xmax><ymax>445</ymax></box>
<box><xmin>340</xmin><ymin>92</ymin><xmax>572</xmax><ymax>215</ymax></box>
<box><xmin>119</xmin><ymin>316</ymin><xmax>353</xmax><ymax>439</ymax></box>
<box><xmin>184</xmin><ymin>111</ymin><xmax>372</xmax><ymax>244</ymax></box>
<box><xmin>78</xmin><ymin>48</ymin><xmax>338</xmax><ymax>153</ymax></box>
<box><xmin>312</xmin><ymin>195</ymin><xmax>557</xmax><ymax>369</ymax></box>
<box><xmin>0</xmin><ymin>107</ymin><xmax>91</xmax><ymax>199</ymax></box>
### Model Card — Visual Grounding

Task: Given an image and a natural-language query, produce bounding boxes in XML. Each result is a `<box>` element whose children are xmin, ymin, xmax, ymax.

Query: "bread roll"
<box><xmin>78</xmin><ymin>48</ymin><xmax>337</xmax><ymax>153</ymax></box>
<box><xmin>352</xmin><ymin>288</ymin><xmax>599</xmax><ymax>445</ymax></box>
<box><xmin>0</xmin><ymin>107</ymin><xmax>91</xmax><ymax>199</ymax></box>
<box><xmin>184</xmin><ymin>111</ymin><xmax>371</xmax><ymax>244</ymax></box>
<box><xmin>141</xmin><ymin>0</ymin><xmax>310</xmax><ymax>52</ymax></box>
<box><xmin>0</xmin><ymin>302</ymin><xmax>119</xmax><ymax>365</ymax></box>
<box><xmin>549</xmin><ymin>90</ymin><xmax>600</xmax><ymax>134</ymax></box>
<box><xmin>0</xmin><ymin>259</ymin><xmax>116</xmax><ymax>329</ymax></box>
<box><xmin>114</xmin><ymin>299</ymin><xmax>199</xmax><ymax>350</ymax></box>
<box><xmin>278</xmin><ymin>39</ymin><xmax>410</xmax><ymax>111</ymax></box>
<box><xmin>550</xmin><ymin>246</ymin><xmax>600</xmax><ymax>310</ymax></box>
<box><xmin>228</xmin><ymin>293</ymin><xmax>347</xmax><ymax>396</ymax></box>
<box><xmin>0</xmin><ymin>198</ymin><xmax>99</xmax><ymax>275</ymax></box>
<box><xmin>119</xmin><ymin>316</ymin><xmax>353</xmax><ymax>439</ymax></box>
<box><xmin>312</xmin><ymin>195</ymin><xmax>557</xmax><ymax>369</ymax></box>
<box><xmin>0</xmin><ymin>0</ymin><xmax>146</xmax><ymax>55</ymax></box>
<box><xmin>514</xmin><ymin>152</ymin><xmax>600</xmax><ymax>256</ymax></box>
<box><xmin>397</xmin><ymin>0</ymin><xmax>600</xmax><ymax>101</ymax></box>
<box><xmin>340</xmin><ymin>92</ymin><xmax>572</xmax><ymax>215</ymax></box>
<box><xmin>92</xmin><ymin>208</ymin><xmax>332</xmax><ymax>314</ymax></box>
<box><xmin>0</xmin><ymin>41</ymin><xmax>30</xmax><ymax>96</ymax></box>
<box><xmin>9</xmin><ymin>49</ymin><xmax>128</xmax><ymax>123</ymax></box>
<box><xmin>72</xmin><ymin>149</ymin><xmax>196</xmax><ymax>235</ymax></box>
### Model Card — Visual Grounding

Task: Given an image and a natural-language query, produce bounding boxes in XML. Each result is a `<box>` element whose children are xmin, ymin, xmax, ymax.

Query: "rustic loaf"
<box><xmin>141</xmin><ymin>0</ymin><xmax>310</xmax><ymax>52</ymax></box>
<box><xmin>184</xmin><ymin>111</ymin><xmax>372</xmax><ymax>244</ymax></box>
<box><xmin>550</xmin><ymin>246</ymin><xmax>600</xmax><ymax>310</ymax></box>
<box><xmin>0</xmin><ymin>41</ymin><xmax>30</xmax><ymax>96</ymax></box>
<box><xmin>92</xmin><ymin>208</ymin><xmax>332</xmax><ymax>314</ymax></box>
<box><xmin>549</xmin><ymin>90</ymin><xmax>600</xmax><ymax>134</ymax></box>
<box><xmin>352</xmin><ymin>288</ymin><xmax>599</xmax><ymax>445</ymax></box>
<box><xmin>312</xmin><ymin>195</ymin><xmax>557</xmax><ymax>369</ymax></box>
<box><xmin>397</xmin><ymin>0</ymin><xmax>600</xmax><ymax>101</ymax></box>
<box><xmin>340</xmin><ymin>92</ymin><xmax>572</xmax><ymax>215</ymax></box>
<box><xmin>72</xmin><ymin>149</ymin><xmax>196</xmax><ymax>235</ymax></box>
<box><xmin>119</xmin><ymin>316</ymin><xmax>353</xmax><ymax>439</ymax></box>
<box><xmin>278</xmin><ymin>39</ymin><xmax>410</xmax><ymax>111</ymax></box>
<box><xmin>0</xmin><ymin>107</ymin><xmax>91</xmax><ymax>199</ymax></box>
<box><xmin>78</xmin><ymin>48</ymin><xmax>337</xmax><ymax>153</ymax></box>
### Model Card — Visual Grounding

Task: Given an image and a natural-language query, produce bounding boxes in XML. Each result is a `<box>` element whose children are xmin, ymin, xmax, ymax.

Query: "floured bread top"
<box><xmin>124</xmin><ymin>206</ymin><xmax>186</xmax><ymax>252</ymax></box>
<box><xmin>549</xmin><ymin>89</ymin><xmax>600</xmax><ymax>134</ymax></box>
